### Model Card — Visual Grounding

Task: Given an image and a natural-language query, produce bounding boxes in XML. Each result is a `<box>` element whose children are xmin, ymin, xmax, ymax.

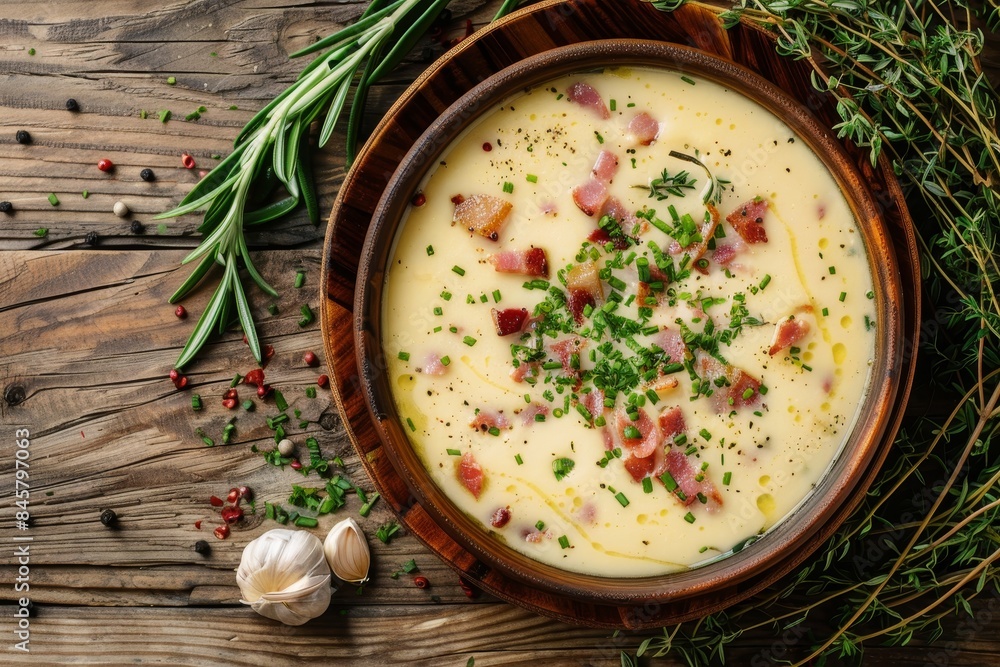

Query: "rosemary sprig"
<box><xmin>668</xmin><ymin>150</ymin><xmax>730</xmax><ymax>205</ymax></box>
<box><xmin>641</xmin><ymin>0</ymin><xmax>1000</xmax><ymax>664</ymax></box>
<box><xmin>634</xmin><ymin>167</ymin><xmax>698</xmax><ymax>200</ymax></box>
<box><xmin>160</xmin><ymin>1</ymin><xmax>523</xmax><ymax>369</ymax></box>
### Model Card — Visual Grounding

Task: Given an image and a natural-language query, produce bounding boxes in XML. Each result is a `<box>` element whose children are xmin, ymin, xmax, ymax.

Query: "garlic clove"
<box><xmin>324</xmin><ymin>517</ymin><xmax>371</xmax><ymax>584</ymax></box>
<box><xmin>237</xmin><ymin>529</ymin><xmax>332</xmax><ymax>626</ymax></box>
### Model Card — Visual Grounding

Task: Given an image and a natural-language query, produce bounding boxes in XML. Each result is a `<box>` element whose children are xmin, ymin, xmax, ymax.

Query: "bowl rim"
<box><xmin>354</xmin><ymin>38</ymin><xmax>904</xmax><ymax>604</ymax></box>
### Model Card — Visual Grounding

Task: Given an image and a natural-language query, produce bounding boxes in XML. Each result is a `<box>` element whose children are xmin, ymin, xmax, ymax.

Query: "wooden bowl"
<box><xmin>351</xmin><ymin>39</ymin><xmax>905</xmax><ymax>608</ymax></box>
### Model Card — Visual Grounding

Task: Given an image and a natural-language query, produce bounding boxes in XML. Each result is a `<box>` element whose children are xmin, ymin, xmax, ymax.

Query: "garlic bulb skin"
<box><xmin>324</xmin><ymin>517</ymin><xmax>371</xmax><ymax>584</ymax></box>
<box><xmin>237</xmin><ymin>529</ymin><xmax>332</xmax><ymax>626</ymax></box>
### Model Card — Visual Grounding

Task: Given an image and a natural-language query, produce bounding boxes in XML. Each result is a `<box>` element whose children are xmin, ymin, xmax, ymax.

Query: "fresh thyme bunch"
<box><xmin>160</xmin><ymin>0</ymin><xmax>522</xmax><ymax>369</ymax></box>
<box><xmin>638</xmin><ymin>0</ymin><xmax>1000</xmax><ymax>664</ymax></box>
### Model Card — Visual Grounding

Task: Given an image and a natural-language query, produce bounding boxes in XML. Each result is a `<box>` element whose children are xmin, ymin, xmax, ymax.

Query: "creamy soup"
<box><xmin>381</xmin><ymin>67</ymin><xmax>876</xmax><ymax>577</ymax></box>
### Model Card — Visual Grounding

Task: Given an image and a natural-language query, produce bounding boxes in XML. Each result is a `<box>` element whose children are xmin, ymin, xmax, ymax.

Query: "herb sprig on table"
<box><xmin>160</xmin><ymin>1</ymin><xmax>523</xmax><ymax>369</ymax></box>
<box><xmin>639</xmin><ymin>0</ymin><xmax>1000</xmax><ymax>664</ymax></box>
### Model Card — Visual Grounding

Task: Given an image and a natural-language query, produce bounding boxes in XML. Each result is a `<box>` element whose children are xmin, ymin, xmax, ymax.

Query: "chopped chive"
<box><xmin>274</xmin><ymin>390</ymin><xmax>288</xmax><ymax>412</ymax></box>
<box><xmin>33</xmin><ymin>228</ymin><xmax>48</xmax><ymax>237</ymax></box>
<box><xmin>398</xmin><ymin>351</ymin><xmax>410</xmax><ymax>361</ymax></box>
<box><xmin>534</xmin><ymin>413</ymin><xmax>546</xmax><ymax>422</ymax></box>
<box><xmin>681</xmin><ymin>75</ymin><xmax>696</xmax><ymax>85</ymax></box>
<box><xmin>615</xmin><ymin>492</ymin><xmax>629</xmax><ymax>507</ymax></box>
<box><xmin>242</xmin><ymin>399</ymin><xmax>254</xmax><ymax>411</ymax></box>
<box><xmin>432</xmin><ymin>326</ymin><xmax>442</xmax><ymax>333</ymax></box>
<box><xmin>294</xmin><ymin>271</ymin><xmax>305</xmax><ymax>288</ymax></box>
<box><xmin>433</xmin><ymin>306</ymin><xmax>443</xmax><ymax>316</ymax></box>
<box><xmin>642</xmin><ymin>477</ymin><xmax>653</xmax><ymax>493</ymax></box>
<box><xmin>699</xmin><ymin>428</ymin><xmax>712</xmax><ymax>441</ymax></box>
<box><xmin>610</xmin><ymin>99</ymin><xmax>617</xmax><ymax>111</ymax></box>
<box><xmin>839</xmin><ymin>291</ymin><xmax>847</xmax><ymax>302</ymax></box>
<box><xmin>298</xmin><ymin>304</ymin><xmax>314</xmax><ymax>327</ymax></box>
<box><xmin>466</xmin><ymin>294</ymin><xmax>475</xmax><ymax>303</ymax></box>
<box><xmin>230</xmin><ymin>373</ymin><xmax>242</xmax><ymax>388</ymax></box>
<box><xmin>463</xmin><ymin>335</ymin><xmax>477</xmax><ymax>346</ymax></box>
<box><xmin>822</xmin><ymin>307</ymin><xmax>830</xmax><ymax>316</ymax></box>
<box><xmin>440</xmin><ymin>356</ymin><xmax>451</xmax><ymax>366</ymax></box>
<box><xmin>502</xmin><ymin>181</ymin><xmax>514</xmax><ymax>194</ymax></box>
<box><xmin>305</xmin><ymin>386</ymin><xmax>316</xmax><ymax>398</ymax></box>
<box><xmin>759</xmin><ymin>274</ymin><xmax>771</xmax><ymax>290</ymax></box>
<box><xmin>759</xmin><ymin>384</ymin><xmax>769</xmax><ymax>395</ymax></box>
<box><xmin>492</xmin><ymin>289</ymin><xmax>502</xmax><ymax>303</ymax></box>
<box><xmin>294</xmin><ymin>516</ymin><xmax>318</xmax><ymax>528</ymax></box>
<box><xmin>488</xmin><ymin>426</ymin><xmax>500</xmax><ymax>436</ymax></box>
<box><xmin>158</xmin><ymin>109</ymin><xmax>171</xmax><ymax>123</ymax></box>
<box><xmin>515</xmin><ymin>454</ymin><xmax>523</xmax><ymax>465</ymax></box>
<box><xmin>685</xmin><ymin>445</ymin><xmax>698</xmax><ymax>456</ymax></box>
<box><xmin>440</xmin><ymin>290</ymin><xmax>452</xmax><ymax>301</ymax></box>
<box><xmin>526</xmin><ymin>174</ymin><xmax>538</xmax><ymax>183</ymax></box>
<box><xmin>82</xmin><ymin>190</ymin><xmax>90</xmax><ymax>199</ymax></box>
<box><xmin>406</xmin><ymin>418</ymin><xmax>416</xmax><ymax>432</ymax></box>
<box><xmin>535</xmin><ymin>520</ymin><xmax>545</xmax><ymax>530</ymax></box>
<box><xmin>866</xmin><ymin>290</ymin><xmax>876</xmax><ymax>300</ymax></box>
<box><xmin>359</xmin><ymin>492</ymin><xmax>380</xmax><ymax>517</ymax></box>
<box><xmin>452</xmin><ymin>265</ymin><xmax>466</xmax><ymax>276</ymax></box>
<box><xmin>267</xmin><ymin>303</ymin><xmax>279</xmax><ymax>316</ymax></box>
<box><xmin>684</xmin><ymin>512</ymin><xmax>696</xmax><ymax>524</ymax></box>
<box><xmin>47</xmin><ymin>193</ymin><xmax>59</xmax><ymax>206</ymax></box>
<box><xmin>661</xmin><ymin>471</ymin><xmax>679</xmax><ymax>492</ymax></box>
<box><xmin>558</xmin><ymin>535</ymin><xmax>570</xmax><ymax>549</ymax></box>
<box><xmin>594</xmin><ymin>131</ymin><xmax>604</xmax><ymax>144</ymax></box>
<box><xmin>742</xmin><ymin>387</ymin><xmax>755</xmax><ymax>400</ymax></box>
<box><xmin>828</xmin><ymin>266</ymin><xmax>836</xmax><ymax>275</ymax></box>
<box><xmin>426</xmin><ymin>245</ymin><xmax>434</xmax><ymax>256</ymax></box>
<box><xmin>723</xmin><ymin>471</ymin><xmax>732</xmax><ymax>485</ymax></box>
<box><xmin>446</xmin><ymin>448</ymin><xmax>462</xmax><ymax>456</ymax></box>
<box><xmin>191</xmin><ymin>394</ymin><xmax>202</xmax><ymax>411</ymax></box>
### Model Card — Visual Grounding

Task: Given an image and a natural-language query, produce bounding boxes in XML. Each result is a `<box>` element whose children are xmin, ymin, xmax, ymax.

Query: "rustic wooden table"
<box><xmin>2</xmin><ymin>1</ymin><xmax>999</xmax><ymax>665</ymax></box>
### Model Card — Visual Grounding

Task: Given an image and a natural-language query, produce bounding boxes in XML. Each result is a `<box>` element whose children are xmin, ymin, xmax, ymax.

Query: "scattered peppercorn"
<box><xmin>411</xmin><ymin>192</ymin><xmax>426</xmax><ymax>207</ymax></box>
<box><xmin>0</xmin><ymin>201</ymin><xmax>12</xmax><ymax>214</ymax></box>
<box><xmin>130</xmin><ymin>219</ymin><xmax>145</xmax><ymax>234</ymax></box>
<box><xmin>277</xmin><ymin>438</ymin><xmax>295</xmax><ymax>456</ymax></box>
<box><xmin>317</xmin><ymin>374</ymin><xmax>329</xmax><ymax>388</ymax></box>
<box><xmin>175</xmin><ymin>305</ymin><xmax>187</xmax><ymax>319</ymax></box>
<box><xmin>413</xmin><ymin>576</ymin><xmax>430</xmax><ymax>589</ymax></box>
<box><xmin>84</xmin><ymin>231</ymin><xmax>99</xmax><ymax>245</ymax></box>
<box><xmin>65</xmin><ymin>98</ymin><xmax>79</xmax><ymax>111</ymax></box>
<box><xmin>97</xmin><ymin>158</ymin><xmax>114</xmax><ymax>172</ymax></box>
<box><xmin>304</xmin><ymin>351</ymin><xmax>319</xmax><ymax>367</ymax></box>
<box><xmin>289</xmin><ymin>459</ymin><xmax>303</xmax><ymax>470</ymax></box>
<box><xmin>193</xmin><ymin>540</ymin><xmax>211</xmax><ymax>555</ymax></box>
<box><xmin>139</xmin><ymin>168</ymin><xmax>155</xmax><ymax>182</ymax></box>
<box><xmin>100</xmin><ymin>509</ymin><xmax>118</xmax><ymax>527</ymax></box>
<box><xmin>113</xmin><ymin>201</ymin><xmax>129</xmax><ymax>218</ymax></box>
<box><xmin>15</xmin><ymin>130</ymin><xmax>31</xmax><ymax>144</ymax></box>
<box><xmin>181</xmin><ymin>153</ymin><xmax>196</xmax><ymax>169</ymax></box>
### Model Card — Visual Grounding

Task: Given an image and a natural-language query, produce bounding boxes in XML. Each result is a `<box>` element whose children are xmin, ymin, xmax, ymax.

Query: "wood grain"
<box><xmin>0</xmin><ymin>0</ymin><xmax>998</xmax><ymax>663</ymax></box>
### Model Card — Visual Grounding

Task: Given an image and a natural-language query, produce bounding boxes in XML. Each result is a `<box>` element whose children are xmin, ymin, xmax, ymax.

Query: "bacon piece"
<box><xmin>726</xmin><ymin>197</ymin><xmax>769</xmax><ymax>244</ymax></box>
<box><xmin>624</xmin><ymin>454</ymin><xmax>656</xmax><ymax>483</ymax></box>
<box><xmin>572</xmin><ymin>178</ymin><xmax>609</xmax><ymax>217</ymax></box>
<box><xmin>615</xmin><ymin>408</ymin><xmax>661</xmax><ymax>459</ymax></box>
<box><xmin>565</xmin><ymin>262</ymin><xmax>604</xmax><ymax>324</ymax></box>
<box><xmin>520</xmin><ymin>403</ymin><xmax>550</xmax><ymax>426</ymax></box>
<box><xmin>510</xmin><ymin>361</ymin><xmax>539</xmax><ymax>383</ymax></box>
<box><xmin>453</xmin><ymin>194</ymin><xmax>512</xmax><ymax>241</ymax></box>
<box><xmin>592</xmin><ymin>150</ymin><xmax>619</xmax><ymax>182</ymax></box>
<box><xmin>490</xmin><ymin>506</ymin><xmax>511</xmax><ymax>528</ymax></box>
<box><xmin>658</xmin><ymin>406</ymin><xmax>686</xmax><ymax>441</ymax></box>
<box><xmin>524</xmin><ymin>528</ymin><xmax>550</xmax><ymax>543</ymax></box>
<box><xmin>655</xmin><ymin>328</ymin><xmax>687</xmax><ymax>364</ymax></box>
<box><xmin>470</xmin><ymin>409</ymin><xmax>511</xmax><ymax>433</ymax></box>
<box><xmin>697</xmin><ymin>355</ymin><xmax>763</xmax><ymax>413</ymax></box>
<box><xmin>580</xmin><ymin>389</ymin><xmax>615</xmax><ymax>450</ymax></box>
<box><xmin>566</xmin><ymin>81</ymin><xmax>610</xmax><ymax>119</ymax></box>
<box><xmin>665</xmin><ymin>450</ymin><xmax>722</xmax><ymax>510</ymax></box>
<box><xmin>648</xmin><ymin>375</ymin><xmax>679</xmax><ymax>394</ymax></box>
<box><xmin>627</xmin><ymin>112</ymin><xmax>660</xmax><ymax>145</ymax></box>
<box><xmin>667</xmin><ymin>203</ymin><xmax>721</xmax><ymax>267</ymax></box>
<box><xmin>422</xmin><ymin>353</ymin><xmax>447</xmax><ymax>376</ymax></box>
<box><xmin>489</xmin><ymin>247</ymin><xmax>548</xmax><ymax>277</ymax></box>
<box><xmin>636</xmin><ymin>281</ymin><xmax>658</xmax><ymax>309</ymax></box>
<box><xmin>589</xmin><ymin>228</ymin><xmax>630</xmax><ymax>251</ymax></box>
<box><xmin>712</xmin><ymin>239</ymin><xmax>745</xmax><ymax>266</ymax></box>
<box><xmin>457</xmin><ymin>452</ymin><xmax>484</xmax><ymax>499</ymax></box>
<box><xmin>549</xmin><ymin>336</ymin><xmax>588</xmax><ymax>377</ymax></box>
<box><xmin>491</xmin><ymin>307</ymin><xmax>529</xmax><ymax>336</ymax></box>
<box><xmin>769</xmin><ymin>315</ymin><xmax>811</xmax><ymax>356</ymax></box>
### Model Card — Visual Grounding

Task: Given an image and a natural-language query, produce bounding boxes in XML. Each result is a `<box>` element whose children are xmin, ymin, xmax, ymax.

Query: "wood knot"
<box><xmin>319</xmin><ymin>411</ymin><xmax>340</xmax><ymax>431</ymax></box>
<box><xmin>4</xmin><ymin>384</ymin><xmax>26</xmax><ymax>406</ymax></box>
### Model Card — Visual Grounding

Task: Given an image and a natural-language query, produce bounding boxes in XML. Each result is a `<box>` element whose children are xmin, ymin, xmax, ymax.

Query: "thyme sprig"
<box><xmin>635</xmin><ymin>167</ymin><xmax>698</xmax><ymax>200</ymax></box>
<box><xmin>642</xmin><ymin>0</ymin><xmax>1000</xmax><ymax>664</ymax></box>
<box><xmin>668</xmin><ymin>150</ymin><xmax>731</xmax><ymax>205</ymax></box>
<box><xmin>161</xmin><ymin>1</ymin><xmax>522</xmax><ymax>369</ymax></box>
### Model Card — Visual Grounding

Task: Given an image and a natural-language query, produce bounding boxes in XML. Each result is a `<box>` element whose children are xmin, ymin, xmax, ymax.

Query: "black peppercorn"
<box><xmin>100</xmin><ymin>509</ymin><xmax>118</xmax><ymax>526</ymax></box>
<box><xmin>139</xmin><ymin>168</ymin><xmax>155</xmax><ymax>182</ymax></box>
<box><xmin>0</xmin><ymin>201</ymin><xmax>12</xmax><ymax>214</ymax></box>
<box><xmin>15</xmin><ymin>130</ymin><xmax>31</xmax><ymax>144</ymax></box>
<box><xmin>129</xmin><ymin>219</ymin><xmax>145</xmax><ymax>234</ymax></box>
<box><xmin>65</xmin><ymin>98</ymin><xmax>79</xmax><ymax>111</ymax></box>
<box><xmin>193</xmin><ymin>540</ymin><xmax>211</xmax><ymax>555</ymax></box>
<box><xmin>84</xmin><ymin>231</ymin><xmax>98</xmax><ymax>245</ymax></box>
